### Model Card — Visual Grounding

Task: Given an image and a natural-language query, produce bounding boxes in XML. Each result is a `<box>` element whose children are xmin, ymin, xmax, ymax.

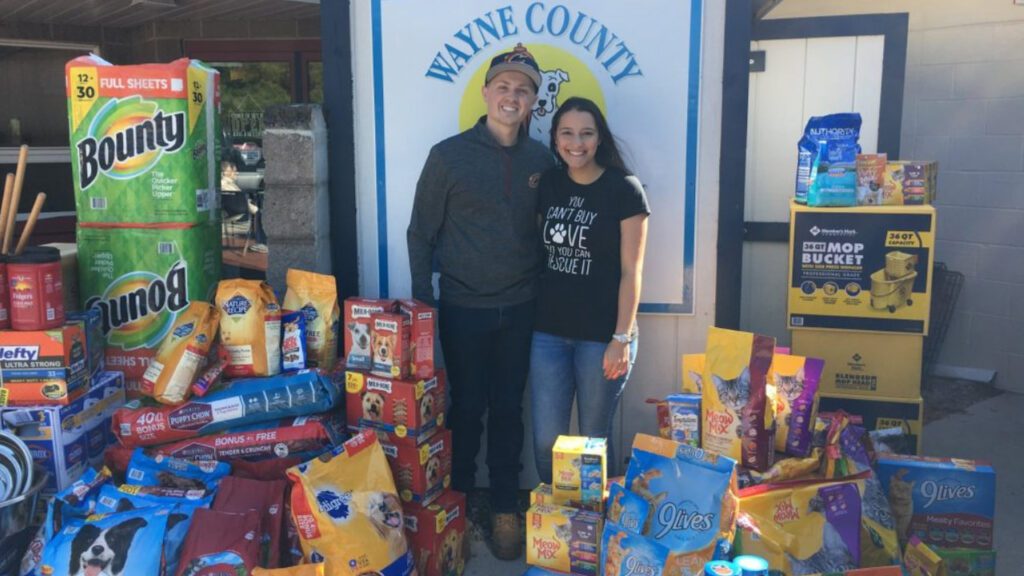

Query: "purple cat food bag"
<box><xmin>769</xmin><ymin>355</ymin><xmax>823</xmax><ymax>457</ymax></box>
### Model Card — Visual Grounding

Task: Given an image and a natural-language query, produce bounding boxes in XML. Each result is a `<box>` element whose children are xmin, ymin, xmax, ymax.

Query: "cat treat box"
<box><xmin>874</xmin><ymin>455</ymin><xmax>995</xmax><ymax>551</ymax></box>
<box><xmin>526</xmin><ymin>503</ymin><xmax>603</xmax><ymax>576</ymax></box>
<box><xmin>552</xmin><ymin>436</ymin><xmax>607</xmax><ymax>513</ymax></box>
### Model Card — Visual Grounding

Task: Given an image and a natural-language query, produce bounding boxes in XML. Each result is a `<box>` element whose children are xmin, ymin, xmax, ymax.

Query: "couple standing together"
<box><xmin>407</xmin><ymin>44</ymin><xmax>649</xmax><ymax>559</ymax></box>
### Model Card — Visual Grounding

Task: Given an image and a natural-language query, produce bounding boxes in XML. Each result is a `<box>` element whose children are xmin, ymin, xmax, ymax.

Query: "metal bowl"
<box><xmin>0</xmin><ymin>468</ymin><xmax>48</xmax><ymax>542</ymax></box>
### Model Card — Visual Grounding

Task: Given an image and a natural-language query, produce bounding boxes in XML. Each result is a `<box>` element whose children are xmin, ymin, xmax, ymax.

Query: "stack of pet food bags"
<box><xmin>67</xmin><ymin>55</ymin><xmax>223</xmax><ymax>399</ymax></box>
<box><xmin>341</xmin><ymin>296</ymin><xmax>467</xmax><ymax>576</ymax></box>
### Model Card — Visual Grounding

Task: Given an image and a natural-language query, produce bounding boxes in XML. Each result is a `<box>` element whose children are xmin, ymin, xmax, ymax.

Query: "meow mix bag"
<box><xmin>140</xmin><ymin>301</ymin><xmax>220</xmax><ymax>404</ymax></box>
<box><xmin>702</xmin><ymin>327</ymin><xmax>775</xmax><ymax>471</ymax></box>
<box><xmin>286</xmin><ymin>431</ymin><xmax>414</xmax><ymax>576</ymax></box>
<box><xmin>680</xmin><ymin>353</ymin><xmax>704</xmax><ymax>394</ymax></box>
<box><xmin>283</xmin><ymin>269</ymin><xmax>340</xmax><ymax>369</ymax></box>
<box><xmin>217</xmin><ymin>279</ymin><xmax>282</xmax><ymax>377</ymax></box>
<box><xmin>769</xmin><ymin>355</ymin><xmax>823</xmax><ymax>457</ymax></box>
<box><xmin>625</xmin><ymin>434</ymin><xmax>739</xmax><ymax>575</ymax></box>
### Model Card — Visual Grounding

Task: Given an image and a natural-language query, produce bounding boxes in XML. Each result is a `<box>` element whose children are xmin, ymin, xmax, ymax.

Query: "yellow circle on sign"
<box><xmin>459</xmin><ymin>43</ymin><xmax>607</xmax><ymax>139</ymax></box>
<box><xmin>345</xmin><ymin>372</ymin><xmax>364</xmax><ymax>393</ymax></box>
<box><xmin>401</xmin><ymin>489</ymin><xmax>412</xmax><ymax>502</ymax></box>
<box><xmin>395</xmin><ymin>425</ymin><xmax>408</xmax><ymax>438</ymax></box>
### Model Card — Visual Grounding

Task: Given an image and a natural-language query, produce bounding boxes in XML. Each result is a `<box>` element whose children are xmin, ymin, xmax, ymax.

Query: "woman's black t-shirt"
<box><xmin>534</xmin><ymin>166</ymin><xmax>650</xmax><ymax>342</ymax></box>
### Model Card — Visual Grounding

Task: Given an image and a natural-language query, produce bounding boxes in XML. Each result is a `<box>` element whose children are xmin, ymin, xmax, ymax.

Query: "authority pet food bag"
<box><xmin>40</xmin><ymin>507</ymin><xmax>170</xmax><ymax>576</ymax></box>
<box><xmin>286</xmin><ymin>430</ymin><xmax>414</xmax><ymax>576</ymax></box>
<box><xmin>66</xmin><ymin>55</ymin><xmax>219</xmax><ymax>225</ymax></box>
<box><xmin>769</xmin><ymin>354</ymin><xmax>823</xmax><ymax>457</ymax></box>
<box><xmin>140</xmin><ymin>301</ymin><xmax>220</xmax><ymax>404</ymax></box>
<box><xmin>176</xmin><ymin>508</ymin><xmax>262</xmax><ymax>576</ymax></box>
<box><xmin>125</xmin><ymin>447</ymin><xmax>231</xmax><ymax>490</ymax></box>
<box><xmin>702</xmin><ymin>327</ymin><xmax>775</xmax><ymax>471</ymax></box>
<box><xmin>217</xmin><ymin>279</ymin><xmax>282</xmax><ymax>377</ymax></box>
<box><xmin>284</xmin><ymin>269</ymin><xmax>340</xmax><ymax>370</ymax></box>
<box><xmin>795</xmin><ymin>113</ymin><xmax>862</xmax><ymax>206</ymax></box>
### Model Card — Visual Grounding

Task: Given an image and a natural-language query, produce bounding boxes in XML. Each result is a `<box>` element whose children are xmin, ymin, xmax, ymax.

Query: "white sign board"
<box><xmin>357</xmin><ymin>0</ymin><xmax>703</xmax><ymax>313</ymax></box>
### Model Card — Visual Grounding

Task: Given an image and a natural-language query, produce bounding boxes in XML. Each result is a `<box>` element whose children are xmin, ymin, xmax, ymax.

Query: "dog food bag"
<box><xmin>216</xmin><ymin>279</ymin><xmax>282</xmax><ymax>377</ymax></box>
<box><xmin>370</xmin><ymin>311</ymin><xmax>411</xmax><ymax>379</ymax></box>
<box><xmin>254</xmin><ymin>566</ymin><xmax>326</xmax><ymax>576</ymax></box>
<box><xmin>213</xmin><ymin>475</ymin><xmax>288</xmax><ymax>568</ymax></box>
<box><xmin>176</xmin><ymin>507</ymin><xmax>262</xmax><ymax>576</ymax></box>
<box><xmin>601</xmin><ymin>522</ymin><xmax>670</xmax><ymax>576</ymax></box>
<box><xmin>286</xmin><ymin>430</ymin><xmax>414</xmax><ymax>576</ymax></box>
<box><xmin>153</xmin><ymin>413</ymin><xmax>345</xmax><ymax>462</ymax></box>
<box><xmin>795</xmin><ymin>113</ymin><xmax>862</xmax><ymax>205</ymax></box>
<box><xmin>624</xmin><ymin>438</ymin><xmax>738</xmax><ymax>573</ymax></box>
<box><xmin>125</xmin><ymin>447</ymin><xmax>231</xmax><ymax>490</ymax></box>
<box><xmin>655</xmin><ymin>394</ymin><xmax>701</xmax><ymax>448</ymax></box>
<box><xmin>769</xmin><ymin>355</ymin><xmax>823</xmax><ymax>457</ymax></box>
<box><xmin>284</xmin><ymin>269</ymin><xmax>340</xmax><ymax>370</ymax></box>
<box><xmin>39</xmin><ymin>507</ymin><xmax>170</xmax><ymax>576</ymax></box>
<box><xmin>735</xmin><ymin>479</ymin><xmax>862</xmax><ymax>575</ymax></box>
<box><xmin>552</xmin><ymin>435</ymin><xmax>606</xmax><ymax>513</ymax></box>
<box><xmin>345</xmin><ymin>369</ymin><xmax>447</xmax><ymax>445</ymax></box>
<box><xmin>605</xmin><ymin>483</ymin><xmax>649</xmax><ymax>535</ymax></box>
<box><xmin>114</xmin><ymin>369</ymin><xmax>340</xmax><ymax>447</ymax></box>
<box><xmin>525</xmin><ymin>503</ymin><xmax>603</xmax><ymax>576</ymax></box>
<box><xmin>191</xmin><ymin>347</ymin><xmax>228</xmax><ymax>398</ymax></box>
<box><xmin>856</xmin><ymin>153</ymin><xmax>888</xmax><ymax>205</ymax></box>
<box><xmin>681</xmin><ymin>353</ymin><xmax>705</xmax><ymax>394</ymax></box>
<box><xmin>344</xmin><ymin>298</ymin><xmax>397</xmax><ymax>370</ymax></box>
<box><xmin>402</xmin><ymin>490</ymin><xmax>467</xmax><ymax>576</ymax></box>
<box><xmin>140</xmin><ymin>301</ymin><xmax>220</xmax><ymax>405</ymax></box>
<box><xmin>281</xmin><ymin>311</ymin><xmax>309</xmax><ymax>372</ymax></box>
<box><xmin>702</xmin><ymin>327</ymin><xmax>775</xmax><ymax>472</ymax></box>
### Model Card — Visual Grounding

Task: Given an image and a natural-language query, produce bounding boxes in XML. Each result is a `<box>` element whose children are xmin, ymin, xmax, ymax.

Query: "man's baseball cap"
<box><xmin>486</xmin><ymin>43</ymin><xmax>541</xmax><ymax>89</ymax></box>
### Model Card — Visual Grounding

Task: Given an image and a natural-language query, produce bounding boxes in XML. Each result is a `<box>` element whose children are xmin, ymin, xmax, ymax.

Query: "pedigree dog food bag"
<box><xmin>284</xmin><ymin>269</ymin><xmax>340</xmax><ymax>370</ymax></box>
<box><xmin>140</xmin><ymin>301</ymin><xmax>220</xmax><ymax>405</ymax></box>
<box><xmin>217</xmin><ymin>279</ymin><xmax>282</xmax><ymax>377</ymax></box>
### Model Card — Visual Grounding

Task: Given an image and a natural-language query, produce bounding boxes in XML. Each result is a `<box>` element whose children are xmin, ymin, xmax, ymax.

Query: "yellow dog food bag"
<box><xmin>139</xmin><ymin>301</ymin><xmax>220</xmax><ymax>404</ymax></box>
<box><xmin>216</xmin><ymin>279</ymin><xmax>282</xmax><ymax>377</ymax></box>
<box><xmin>253</xmin><ymin>565</ymin><xmax>326</xmax><ymax>576</ymax></box>
<box><xmin>702</xmin><ymin>327</ymin><xmax>776</xmax><ymax>472</ymax></box>
<box><xmin>287</xmin><ymin>430</ymin><xmax>414</xmax><ymax>576</ymax></box>
<box><xmin>283</xmin><ymin>269</ymin><xmax>340</xmax><ymax>369</ymax></box>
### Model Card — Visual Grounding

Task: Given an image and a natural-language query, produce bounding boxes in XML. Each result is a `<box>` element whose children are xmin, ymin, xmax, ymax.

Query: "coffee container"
<box><xmin>8</xmin><ymin>246</ymin><xmax>64</xmax><ymax>330</ymax></box>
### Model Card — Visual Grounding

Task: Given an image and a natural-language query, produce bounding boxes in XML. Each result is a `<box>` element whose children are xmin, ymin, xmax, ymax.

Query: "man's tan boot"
<box><xmin>490</xmin><ymin>512</ymin><xmax>522</xmax><ymax>560</ymax></box>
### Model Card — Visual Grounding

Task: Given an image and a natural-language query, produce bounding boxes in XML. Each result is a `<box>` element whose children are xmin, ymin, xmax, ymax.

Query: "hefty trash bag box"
<box><xmin>874</xmin><ymin>455</ymin><xmax>995</xmax><ymax>551</ymax></box>
<box><xmin>403</xmin><ymin>490</ymin><xmax>467</xmax><ymax>576</ymax></box>
<box><xmin>77</xmin><ymin>222</ymin><xmax>220</xmax><ymax>397</ymax></box>
<box><xmin>345</xmin><ymin>369</ymin><xmax>446</xmax><ymax>445</ymax></box>
<box><xmin>0</xmin><ymin>323</ymin><xmax>90</xmax><ymax>405</ymax></box>
<box><xmin>66</xmin><ymin>55</ymin><xmax>220</xmax><ymax>224</ymax></box>
<box><xmin>0</xmin><ymin>371</ymin><xmax>124</xmax><ymax>493</ymax></box>
<box><xmin>788</xmin><ymin>201</ymin><xmax>936</xmax><ymax>335</ymax></box>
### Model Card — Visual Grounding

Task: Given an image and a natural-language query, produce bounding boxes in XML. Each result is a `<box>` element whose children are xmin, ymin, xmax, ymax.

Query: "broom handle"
<box><xmin>3</xmin><ymin>145</ymin><xmax>28</xmax><ymax>254</ymax></box>
<box><xmin>14</xmin><ymin>193</ymin><xmax>46</xmax><ymax>256</ymax></box>
<box><xmin>0</xmin><ymin>173</ymin><xmax>13</xmax><ymax>245</ymax></box>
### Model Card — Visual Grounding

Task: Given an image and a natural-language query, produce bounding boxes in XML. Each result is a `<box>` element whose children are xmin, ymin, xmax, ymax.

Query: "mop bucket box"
<box><xmin>788</xmin><ymin>202</ymin><xmax>935</xmax><ymax>335</ymax></box>
<box><xmin>66</xmin><ymin>55</ymin><xmax>220</xmax><ymax>225</ymax></box>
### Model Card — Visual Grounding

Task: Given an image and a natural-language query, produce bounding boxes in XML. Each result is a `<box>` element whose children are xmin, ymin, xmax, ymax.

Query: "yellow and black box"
<box><xmin>818</xmin><ymin>393</ymin><xmax>923</xmax><ymax>455</ymax></box>
<box><xmin>791</xmin><ymin>329</ymin><xmax>922</xmax><ymax>399</ymax></box>
<box><xmin>788</xmin><ymin>202</ymin><xmax>936</xmax><ymax>335</ymax></box>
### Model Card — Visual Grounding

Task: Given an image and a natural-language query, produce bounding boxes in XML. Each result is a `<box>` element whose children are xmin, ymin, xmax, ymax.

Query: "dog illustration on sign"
<box><xmin>530</xmin><ymin>68</ymin><xmax>570</xmax><ymax>142</ymax></box>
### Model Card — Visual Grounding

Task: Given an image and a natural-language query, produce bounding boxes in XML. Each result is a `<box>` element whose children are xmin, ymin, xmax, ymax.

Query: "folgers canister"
<box><xmin>8</xmin><ymin>246</ymin><xmax>64</xmax><ymax>330</ymax></box>
<box><xmin>0</xmin><ymin>255</ymin><xmax>8</xmax><ymax>329</ymax></box>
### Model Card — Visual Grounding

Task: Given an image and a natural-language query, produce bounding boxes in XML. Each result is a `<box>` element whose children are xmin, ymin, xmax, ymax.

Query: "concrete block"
<box><xmin>977</xmin><ymin>245</ymin><xmax>1024</xmax><ymax>284</ymax></box>
<box><xmin>900</xmin><ymin>134</ymin><xmax>952</xmax><ymax>168</ymax></box>
<box><xmin>266</xmin><ymin>240</ymin><xmax>319</xmax><ymax>293</ymax></box>
<box><xmin>954</xmin><ymin>61</ymin><xmax>1024</xmax><ymax>99</ymax></box>
<box><xmin>916</xmin><ymin>100</ymin><xmax>986</xmax><ymax>136</ymax></box>
<box><xmin>263</xmin><ymin>186</ymin><xmax>317</xmax><ymax>239</ymax></box>
<box><xmin>967</xmin><ymin>314</ymin><xmax>1012</xmax><ymax>358</ymax></box>
<box><xmin>918</xmin><ymin>26</ymin><xmax>989</xmax><ymax>65</ymax></box>
<box><xmin>936</xmin><ymin>311</ymin><xmax>972</xmax><ymax>365</ymax></box>
<box><xmin>1002</xmin><ymin>353</ymin><xmax>1024</xmax><ymax>394</ymax></box>
<box><xmin>959</xmin><ymin>279</ymin><xmax>1012</xmax><ymax>317</ymax></box>
<box><xmin>948</xmin><ymin>135</ymin><xmax>1023</xmax><ymax>171</ymax></box>
<box><xmin>985</xmin><ymin>97</ymin><xmax>1024</xmax><ymax>135</ymax></box>
<box><xmin>937</xmin><ymin>206</ymin><xmax>1023</xmax><ymax>246</ymax></box>
<box><xmin>939</xmin><ymin>171</ymin><xmax>1024</xmax><ymax>210</ymax></box>
<box><xmin>263</xmin><ymin>132</ymin><xmax>320</xmax><ymax>186</ymax></box>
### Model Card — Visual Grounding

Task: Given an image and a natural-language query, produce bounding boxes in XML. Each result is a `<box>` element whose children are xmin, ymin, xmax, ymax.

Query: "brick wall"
<box><xmin>772</xmin><ymin>1</ymin><xmax>1024</xmax><ymax>392</ymax></box>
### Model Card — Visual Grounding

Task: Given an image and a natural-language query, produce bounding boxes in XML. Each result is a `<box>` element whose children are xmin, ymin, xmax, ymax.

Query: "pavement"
<box><xmin>462</xmin><ymin>386</ymin><xmax>1022</xmax><ymax>576</ymax></box>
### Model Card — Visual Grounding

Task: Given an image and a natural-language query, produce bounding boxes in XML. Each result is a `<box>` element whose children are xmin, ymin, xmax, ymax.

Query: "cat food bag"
<box><xmin>904</xmin><ymin>536</ymin><xmax>946</xmax><ymax>576</ymax></box>
<box><xmin>655</xmin><ymin>394</ymin><xmax>701</xmax><ymax>447</ymax></box>
<box><xmin>680</xmin><ymin>353</ymin><xmax>704</xmax><ymax>394</ymax></box>
<box><xmin>702</xmin><ymin>327</ymin><xmax>775</xmax><ymax>472</ymax></box>
<box><xmin>601</xmin><ymin>522</ymin><xmax>670</xmax><ymax>576</ymax></box>
<box><xmin>795</xmin><ymin>113</ymin><xmax>862</xmax><ymax>205</ymax></box>
<box><xmin>286</xmin><ymin>430</ymin><xmax>414</xmax><ymax>576</ymax></box>
<box><xmin>282</xmin><ymin>311</ymin><xmax>309</xmax><ymax>372</ymax></box>
<box><xmin>254</xmin><ymin>566</ymin><xmax>326</xmax><ymax>576</ymax></box>
<box><xmin>283</xmin><ymin>269</ymin><xmax>340</xmax><ymax>370</ymax></box>
<box><xmin>769</xmin><ymin>355</ymin><xmax>823</xmax><ymax>457</ymax></box>
<box><xmin>856</xmin><ymin>153</ymin><xmax>888</xmax><ymax>205</ymax></box>
<box><xmin>736</xmin><ymin>479</ymin><xmax>862</xmax><ymax>575</ymax></box>
<box><xmin>213</xmin><ymin>475</ymin><xmax>288</xmax><ymax>568</ymax></box>
<box><xmin>216</xmin><ymin>279</ymin><xmax>282</xmax><ymax>377</ymax></box>
<box><xmin>605</xmin><ymin>483</ymin><xmax>649</xmax><ymax>535</ymax></box>
<box><xmin>176</xmin><ymin>508</ymin><xmax>262</xmax><ymax>576</ymax></box>
<box><xmin>140</xmin><ymin>301</ymin><xmax>221</xmax><ymax>405</ymax></box>
<box><xmin>39</xmin><ymin>507</ymin><xmax>170</xmax><ymax>576</ymax></box>
<box><xmin>858</xmin><ymin>473</ymin><xmax>902</xmax><ymax>569</ymax></box>
<box><xmin>625</xmin><ymin>434</ymin><xmax>739</xmax><ymax>574</ymax></box>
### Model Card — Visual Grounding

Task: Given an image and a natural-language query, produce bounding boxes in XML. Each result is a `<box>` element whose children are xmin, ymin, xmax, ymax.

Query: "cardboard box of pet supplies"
<box><xmin>818</xmin><ymin>393</ymin><xmax>923</xmax><ymax>455</ymax></box>
<box><xmin>788</xmin><ymin>201</ymin><xmax>935</xmax><ymax>336</ymax></box>
<box><xmin>792</xmin><ymin>329</ymin><xmax>922</xmax><ymax>399</ymax></box>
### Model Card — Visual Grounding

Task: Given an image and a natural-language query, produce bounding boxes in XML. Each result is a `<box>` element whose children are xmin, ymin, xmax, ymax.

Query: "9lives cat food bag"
<box><xmin>702</xmin><ymin>327</ymin><xmax>776</xmax><ymax>472</ymax></box>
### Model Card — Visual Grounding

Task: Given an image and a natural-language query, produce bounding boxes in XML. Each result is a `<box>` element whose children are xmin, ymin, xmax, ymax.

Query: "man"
<box><xmin>407</xmin><ymin>43</ymin><xmax>554</xmax><ymax>559</ymax></box>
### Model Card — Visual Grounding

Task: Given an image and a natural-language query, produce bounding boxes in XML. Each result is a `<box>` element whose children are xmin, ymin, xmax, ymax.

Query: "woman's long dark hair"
<box><xmin>549</xmin><ymin>96</ymin><xmax>630</xmax><ymax>174</ymax></box>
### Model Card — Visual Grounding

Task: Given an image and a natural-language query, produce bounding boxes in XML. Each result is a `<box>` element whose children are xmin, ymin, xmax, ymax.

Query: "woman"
<box><xmin>530</xmin><ymin>97</ymin><xmax>649</xmax><ymax>482</ymax></box>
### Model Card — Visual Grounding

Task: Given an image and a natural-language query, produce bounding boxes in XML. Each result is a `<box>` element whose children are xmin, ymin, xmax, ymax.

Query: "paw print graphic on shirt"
<box><xmin>549</xmin><ymin>223</ymin><xmax>567</xmax><ymax>244</ymax></box>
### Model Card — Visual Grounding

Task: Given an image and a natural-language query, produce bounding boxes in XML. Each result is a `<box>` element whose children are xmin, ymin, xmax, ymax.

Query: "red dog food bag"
<box><xmin>398</xmin><ymin>299</ymin><xmax>435</xmax><ymax>379</ymax></box>
<box><xmin>370</xmin><ymin>312</ymin><xmax>411</xmax><ymax>379</ymax></box>
<box><xmin>214</xmin><ymin>475</ymin><xmax>288</xmax><ymax>568</ymax></box>
<box><xmin>176</xmin><ymin>507</ymin><xmax>262</xmax><ymax>576</ymax></box>
<box><xmin>343</xmin><ymin>298</ymin><xmax>396</xmax><ymax>370</ymax></box>
<box><xmin>403</xmin><ymin>490</ymin><xmax>467</xmax><ymax>576</ymax></box>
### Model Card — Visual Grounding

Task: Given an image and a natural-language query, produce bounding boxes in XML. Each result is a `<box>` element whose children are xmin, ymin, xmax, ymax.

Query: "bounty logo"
<box><xmin>76</xmin><ymin>96</ymin><xmax>186</xmax><ymax>190</ymax></box>
<box><xmin>85</xmin><ymin>261</ymin><xmax>189</xmax><ymax>349</ymax></box>
<box><xmin>316</xmin><ymin>489</ymin><xmax>352</xmax><ymax>521</ymax></box>
<box><xmin>459</xmin><ymin>44</ymin><xmax>606</xmax><ymax>146</ymax></box>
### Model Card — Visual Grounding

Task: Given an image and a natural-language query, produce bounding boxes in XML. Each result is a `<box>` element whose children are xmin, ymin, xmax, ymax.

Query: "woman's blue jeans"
<box><xmin>529</xmin><ymin>330</ymin><xmax>638</xmax><ymax>483</ymax></box>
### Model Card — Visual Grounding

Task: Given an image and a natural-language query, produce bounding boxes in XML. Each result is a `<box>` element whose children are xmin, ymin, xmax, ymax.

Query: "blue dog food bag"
<box><xmin>40</xmin><ymin>507</ymin><xmax>170</xmax><ymax>576</ymax></box>
<box><xmin>125</xmin><ymin>447</ymin><xmax>231</xmax><ymax>490</ymax></box>
<box><xmin>795</xmin><ymin>113</ymin><xmax>862</xmax><ymax>206</ymax></box>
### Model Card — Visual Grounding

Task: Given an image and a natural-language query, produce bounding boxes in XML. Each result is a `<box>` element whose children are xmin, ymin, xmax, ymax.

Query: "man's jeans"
<box><xmin>529</xmin><ymin>330</ymin><xmax>638</xmax><ymax>484</ymax></box>
<box><xmin>439</xmin><ymin>300</ymin><xmax>535</xmax><ymax>513</ymax></box>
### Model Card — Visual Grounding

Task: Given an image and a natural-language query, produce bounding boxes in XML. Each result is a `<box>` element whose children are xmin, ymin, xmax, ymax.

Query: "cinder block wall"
<box><xmin>771</xmin><ymin>1</ymin><xmax>1024</xmax><ymax>392</ymax></box>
